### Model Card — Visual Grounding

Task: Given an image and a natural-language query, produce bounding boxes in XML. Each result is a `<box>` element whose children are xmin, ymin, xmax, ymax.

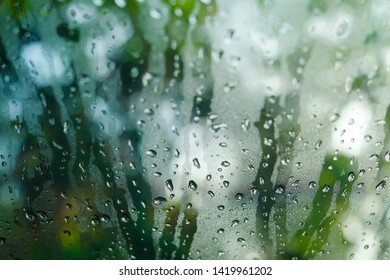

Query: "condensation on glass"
<box><xmin>0</xmin><ymin>0</ymin><xmax>389</xmax><ymax>260</ymax></box>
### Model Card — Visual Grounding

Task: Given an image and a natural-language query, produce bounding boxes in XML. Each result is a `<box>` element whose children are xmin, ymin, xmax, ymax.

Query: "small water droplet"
<box><xmin>120</xmin><ymin>214</ymin><xmax>130</xmax><ymax>223</ymax></box>
<box><xmin>275</xmin><ymin>186</ymin><xmax>284</xmax><ymax>194</ymax></box>
<box><xmin>235</xmin><ymin>193</ymin><xmax>243</xmax><ymax>200</ymax></box>
<box><xmin>208</xmin><ymin>191</ymin><xmax>215</xmax><ymax>197</ymax></box>
<box><xmin>193</xmin><ymin>158</ymin><xmax>200</xmax><ymax>169</ymax></box>
<box><xmin>217</xmin><ymin>205</ymin><xmax>225</xmax><ymax>210</ymax></box>
<box><xmin>153</xmin><ymin>197</ymin><xmax>167</xmax><ymax>205</ymax></box>
<box><xmin>322</xmin><ymin>185</ymin><xmax>330</xmax><ymax>193</ymax></box>
<box><xmin>250</xmin><ymin>187</ymin><xmax>258</xmax><ymax>195</ymax></box>
<box><xmin>376</xmin><ymin>180</ymin><xmax>386</xmax><ymax>191</ymax></box>
<box><xmin>223</xmin><ymin>181</ymin><xmax>230</xmax><ymax>188</ymax></box>
<box><xmin>206</xmin><ymin>174</ymin><xmax>212</xmax><ymax>181</ymax></box>
<box><xmin>347</xmin><ymin>172</ymin><xmax>355</xmax><ymax>182</ymax></box>
<box><xmin>384</xmin><ymin>151</ymin><xmax>390</xmax><ymax>162</ymax></box>
<box><xmin>0</xmin><ymin>237</ymin><xmax>5</xmax><ymax>245</ymax></box>
<box><xmin>188</xmin><ymin>180</ymin><xmax>198</xmax><ymax>191</ymax></box>
<box><xmin>146</xmin><ymin>149</ymin><xmax>157</xmax><ymax>157</ymax></box>
<box><xmin>221</xmin><ymin>161</ymin><xmax>230</xmax><ymax>167</ymax></box>
<box><xmin>165</xmin><ymin>179</ymin><xmax>174</xmax><ymax>192</ymax></box>
<box><xmin>264</xmin><ymin>137</ymin><xmax>274</xmax><ymax>146</ymax></box>
<box><xmin>259</xmin><ymin>177</ymin><xmax>265</xmax><ymax>185</ymax></box>
<box><xmin>144</xmin><ymin>108</ymin><xmax>154</xmax><ymax>116</ymax></box>
<box><xmin>241</xmin><ymin>119</ymin><xmax>250</xmax><ymax>132</ymax></box>
<box><xmin>231</xmin><ymin>220</ymin><xmax>239</xmax><ymax>227</ymax></box>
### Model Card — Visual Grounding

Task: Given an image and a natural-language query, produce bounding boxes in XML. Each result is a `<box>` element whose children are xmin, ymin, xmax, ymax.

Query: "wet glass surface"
<box><xmin>0</xmin><ymin>0</ymin><xmax>389</xmax><ymax>260</ymax></box>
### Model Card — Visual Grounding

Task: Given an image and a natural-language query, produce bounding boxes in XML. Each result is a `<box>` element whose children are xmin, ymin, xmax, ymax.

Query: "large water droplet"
<box><xmin>188</xmin><ymin>180</ymin><xmax>198</xmax><ymax>191</ymax></box>
<box><xmin>146</xmin><ymin>149</ymin><xmax>157</xmax><ymax>157</ymax></box>
<box><xmin>165</xmin><ymin>179</ymin><xmax>174</xmax><ymax>192</ymax></box>
<box><xmin>193</xmin><ymin>158</ymin><xmax>200</xmax><ymax>169</ymax></box>
<box><xmin>376</xmin><ymin>180</ymin><xmax>386</xmax><ymax>191</ymax></box>
<box><xmin>153</xmin><ymin>197</ymin><xmax>167</xmax><ymax>205</ymax></box>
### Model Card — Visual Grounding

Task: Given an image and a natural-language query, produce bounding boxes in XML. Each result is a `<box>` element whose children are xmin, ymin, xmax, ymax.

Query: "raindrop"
<box><xmin>153</xmin><ymin>197</ymin><xmax>167</xmax><ymax>205</ymax></box>
<box><xmin>206</xmin><ymin>174</ymin><xmax>212</xmax><ymax>181</ymax></box>
<box><xmin>188</xmin><ymin>180</ymin><xmax>198</xmax><ymax>191</ymax></box>
<box><xmin>223</xmin><ymin>181</ymin><xmax>230</xmax><ymax>188</ymax></box>
<box><xmin>235</xmin><ymin>193</ymin><xmax>243</xmax><ymax>200</ymax></box>
<box><xmin>165</xmin><ymin>179</ymin><xmax>174</xmax><ymax>192</ymax></box>
<box><xmin>120</xmin><ymin>214</ymin><xmax>130</xmax><ymax>223</ymax></box>
<box><xmin>144</xmin><ymin>108</ymin><xmax>154</xmax><ymax>116</ymax></box>
<box><xmin>146</xmin><ymin>149</ymin><xmax>157</xmax><ymax>157</ymax></box>
<box><xmin>384</xmin><ymin>151</ymin><xmax>390</xmax><ymax>162</ymax></box>
<box><xmin>376</xmin><ymin>180</ymin><xmax>386</xmax><ymax>191</ymax></box>
<box><xmin>63</xmin><ymin>121</ymin><xmax>70</xmax><ymax>134</ymax></box>
<box><xmin>241</xmin><ymin>119</ymin><xmax>250</xmax><ymax>132</ymax></box>
<box><xmin>347</xmin><ymin>172</ymin><xmax>355</xmax><ymax>182</ymax></box>
<box><xmin>193</xmin><ymin>158</ymin><xmax>201</xmax><ymax>169</ymax></box>
<box><xmin>308</xmin><ymin>181</ymin><xmax>317</xmax><ymax>189</ymax></box>
<box><xmin>231</xmin><ymin>220</ymin><xmax>239</xmax><ymax>227</ymax></box>
<box><xmin>208</xmin><ymin>191</ymin><xmax>215</xmax><ymax>197</ymax></box>
<box><xmin>322</xmin><ymin>185</ymin><xmax>330</xmax><ymax>193</ymax></box>
<box><xmin>0</xmin><ymin>237</ymin><xmax>5</xmax><ymax>245</ymax></box>
<box><xmin>259</xmin><ymin>177</ymin><xmax>265</xmax><ymax>185</ymax></box>
<box><xmin>275</xmin><ymin>186</ymin><xmax>284</xmax><ymax>194</ymax></box>
<box><xmin>217</xmin><ymin>205</ymin><xmax>225</xmax><ymax>210</ymax></box>
<box><xmin>221</xmin><ymin>161</ymin><xmax>230</xmax><ymax>167</ymax></box>
<box><xmin>264</xmin><ymin>137</ymin><xmax>274</xmax><ymax>146</ymax></box>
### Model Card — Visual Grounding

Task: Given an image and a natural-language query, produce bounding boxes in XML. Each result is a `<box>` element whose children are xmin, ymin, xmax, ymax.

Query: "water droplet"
<box><xmin>217</xmin><ymin>205</ymin><xmax>225</xmax><ymax>210</ymax></box>
<box><xmin>385</xmin><ymin>151</ymin><xmax>390</xmax><ymax>162</ymax></box>
<box><xmin>63</xmin><ymin>121</ymin><xmax>70</xmax><ymax>134</ymax></box>
<box><xmin>223</xmin><ymin>181</ymin><xmax>230</xmax><ymax>188</ymax></box>
<box><xmin>322</xmin><ymin>185</ymin><xmax>330</xmax><ymax>193</ymax></box>
<box><xmin>221</xmin><ymin>161</ymin><xmax>230</xmax><ymax>167</ymax></box>
<box><xmin>264</xmin><ymin>137</ymin><xmax>274</xmax><ymax>146</ymax></box>
<box><xmin>235</xmin><ymin>193</ymin><xmax>243</xmax><ymax>200</ymax></box>
<box><xmin>188</xmin><ymin>180</ymin><xmax>198</xmax><ymax>191</ymax></box>
<box><xmin>241</xmin><ymin>119</ymin><xmax>250</xmax><ymax>132</ymax></box>
<box><xmin>193</xmin><ymin>158</ymin><xmax>200</xmax><ymax>169</ymax></box>
<box><xmin>231</xmin><ymin>220</ymin><xmax>239</xmax><ymax>227</ymax></box>
<box><xmin>250</xmin><ymin>187</ymin><xmax>258</xmax><ymax>195</ymax></box>
<box><xmin>100</xmin><ymin>215</ymin><xmax>110</xmax><ymax>223</ymax></box>
<box><xmin>347</xmin><ymin>172</ymin><xmax>355</xmax><ymax>182</ymax></box>
<box><xmin>376</xmin><ymin>180</ymin><xmax>386</xmax><ymax>191</ymax></box>
<box><xmin>208</xmin><ymin>191</ymin><xmax>215</xmax><ymax>197</ymax></box>
<box><xmin>165</xmin><ymin>179</ymin><xmax>174</xmax><ymax>192</ymax></box>
<box><xmin>153</xmin><ymin>197</ymin><xmax>167</xmax><ymax>205</ymax></box>
<box><xmin>275</xmin><ymin>186</ymin><xmax>284</xmax><ymax>194</ymax></box>
<box><xmin>146</xmin><ymin>149</ymin><xmax>157</xmax><ymax>157</ymax></box>
<box><xmin>206</xmin><ymin>174</ymin><xmax>212</xmax><ymax>181</ymax></box>
<box><xmin>259</xmin><ymin>177</ymin><xmax>265</xmax><ymax>185</ymax></box>
<box><xmin>63</xmin><ymin>230</ymin><xmax>71</xmax><ymax>236</ymax></box>
<box><xmin>0</xmin><ymin>237</ymin><xmax>5</xmax><ymax>245</ymax></box>
<box><xmin>144</xmin><ymin>108</ymin><xmax>154</xmax><ymax>116</ymax></box>
<box><xmin>120</xmin><ymin>214</ymin><xmax>130</xmax><ymax>223</ymax></box>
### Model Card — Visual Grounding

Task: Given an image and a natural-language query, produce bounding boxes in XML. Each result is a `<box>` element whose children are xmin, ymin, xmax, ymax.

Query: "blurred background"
<box><xmin>0</xmin><ymin>0</ymin><xmax>389</xmax><ymax>259</ymax></box>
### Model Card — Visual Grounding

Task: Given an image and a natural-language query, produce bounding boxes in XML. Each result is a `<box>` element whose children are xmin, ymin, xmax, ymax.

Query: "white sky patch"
<box><xmin>331</xmin><ymin>101</ymin><xmax>372</xmax><ymax>156</ymax></box>
<box><xmin>21</xmin><ymin>42</ymin><xmax>70</xmax><ymax>87</ymax></box>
